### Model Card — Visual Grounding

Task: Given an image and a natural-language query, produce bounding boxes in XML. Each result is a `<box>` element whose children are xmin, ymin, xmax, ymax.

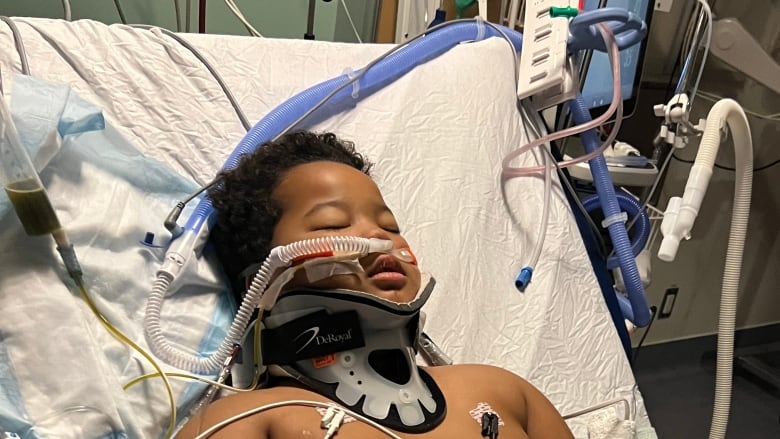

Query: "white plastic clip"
<box><xmin>601</xmin><ymin>212</ymin><xmax>628</xmax><ymax>228</ymax></box>
<box><xmin>475</xmin><ymin>16</ymin><xmax>486</xmax><ymax>41</ymax></box>
<box><xmin>343</xmin><ymin>67</ymin><xmax>360</xmax><ymax>99</ymax></box>
<box><xmin>321</xmin><ymin>406</ymin><xmax>346</xmax><ymax>439</ymax></box>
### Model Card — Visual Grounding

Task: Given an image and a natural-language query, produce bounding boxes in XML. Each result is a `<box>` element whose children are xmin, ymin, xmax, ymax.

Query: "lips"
<box><xmin>368</xmin><ymin>254</ymin><xmax>405</xmax><ymax>277</ymax></box>
<box><xmin>367</xmin><ymin>254</ymin><xmax>406</xmax><ymax>287</ymax></box>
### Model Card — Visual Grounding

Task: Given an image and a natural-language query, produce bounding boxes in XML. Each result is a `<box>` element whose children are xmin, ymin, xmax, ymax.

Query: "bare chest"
<box><xmin>268</xmin><ymin>400</ymin><xmax>530</xmax><ymax>439</ymax></box>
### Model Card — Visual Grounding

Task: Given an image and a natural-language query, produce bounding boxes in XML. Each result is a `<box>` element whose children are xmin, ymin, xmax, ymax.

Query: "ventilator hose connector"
<box><xmin>145</xmin><ymin>236</ymin><xmax>393</xmax><ymax>374</ymax></box>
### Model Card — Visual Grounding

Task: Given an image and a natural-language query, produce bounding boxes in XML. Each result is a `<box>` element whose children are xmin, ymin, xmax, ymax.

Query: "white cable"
<box><xmin>340</xmin><ymin>0</ymin><xmax>363</xmax><ymax>43</ymax></box>
<box><xmin>223</xmin><ymin>0</ymin><xmax>263</xmax><ymax>37</ymax></box>
<box><xmin>61</xmin><ymin>0</ymin><xmax>72</xmax><ymax>21</ymax></box>
<box><xmin>563</xmin><ymin>397</ymin><xmax>631</xmax><ymax>421</ymax></box>
<box><xmin>193</xmin><ymin>400</ymin><xmax>402</xmax><ymax>439</ymax></box>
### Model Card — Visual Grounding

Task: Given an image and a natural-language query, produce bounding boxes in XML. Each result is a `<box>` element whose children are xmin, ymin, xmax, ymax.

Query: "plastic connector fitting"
<box><xmin>157</xmin><ymin>229</ymin><xmax>199</xmax><ymax>281</ymax></box>
<box><xmin>658</xmin><ymin>197</ymin><xmax>682</xmax><ymax>262</ymax></box>
<box><xmin>549</xmin><ymin>6</ymin><xmax>578</xmax><ymax>18</ymax></box>
<box><xmin>515</xmin><ymin>266</ymin><xmax>534</xmax><ymax>292</ymax></box>
<box><xmin>658</xmin><ymin>164</ymin><xmax>712</xmax><ymax>262</ymax></box>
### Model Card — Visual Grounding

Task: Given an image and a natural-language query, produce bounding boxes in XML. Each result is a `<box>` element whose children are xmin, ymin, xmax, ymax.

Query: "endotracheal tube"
<box><xmin>0</xmin><ymin>95</ymin><xmax>178</xmax><ymax>439</ymax></box>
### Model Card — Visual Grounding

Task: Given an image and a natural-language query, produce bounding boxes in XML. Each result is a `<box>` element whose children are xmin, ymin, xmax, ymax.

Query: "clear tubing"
<box><xmin>676</xmin><ymin>0</ymin><xmax>712</xmax><ymax>107</ymax></box>
<box><xmin>145</xmin><ymin>236</ymin><xmax>393</xmax><ymax>374</ymax></box>
<box><xmin>501</xmin><ymin>23</ymin><xmax>622</xmax><ymax>177</ymax></box>
<box><xmin>0</xmin><ymin>93</ymin><xmax>63</xmax><ymax>236</ymax></box>
<box><xmin>697</xmin><ymin>99</ymin><xmax>752</xmax><ymax>439</ymax></box>
<box><xmin>502</xmin><ymin>101</ymin><xmax>553</xmax><ymax>290</ymax></box>
<box><xmin>517</xmin><ymin>124</ymin><xmax>552</xmax><ymax>283</ymax></box>
<box><xmin>528</xmin><ymin>138</ymin><xmax>552</xmax><ymax>272</ymax></box>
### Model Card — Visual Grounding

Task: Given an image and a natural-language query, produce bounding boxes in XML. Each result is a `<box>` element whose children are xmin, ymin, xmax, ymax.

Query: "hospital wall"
<box><xmin>625</xmin><ymin>1</ymin><xmax>780</xmax><ymax>345</ymax></box>
<box><xmin>0</xmin><ymin>0</ymin><xmax>377</xmax><ymax>42</ymax></box>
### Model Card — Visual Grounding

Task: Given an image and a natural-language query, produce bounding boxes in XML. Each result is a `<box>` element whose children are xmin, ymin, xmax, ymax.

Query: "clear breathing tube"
<box><xmin>507</xmin><ymin>21</ymin><xmax>622</xmax><ymax>291</ymax></box>
<box><xmin>145</xmin><ymin>236</ymin><xmax>395</xmax><ymax>374</ymax></box>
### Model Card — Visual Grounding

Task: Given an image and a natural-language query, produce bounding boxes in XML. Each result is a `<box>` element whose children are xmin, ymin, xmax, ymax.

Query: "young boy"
<box><xmin>178</xmin><ymin>131</ymin><xmax>573</xmax><ymax>438</ymax></box>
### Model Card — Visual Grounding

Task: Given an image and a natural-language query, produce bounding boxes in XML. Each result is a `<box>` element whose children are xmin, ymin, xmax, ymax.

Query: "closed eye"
<box><xmin>313</xmin><ymin>224</ymin><xmax>349</xmax><ymax>231</ymax></box>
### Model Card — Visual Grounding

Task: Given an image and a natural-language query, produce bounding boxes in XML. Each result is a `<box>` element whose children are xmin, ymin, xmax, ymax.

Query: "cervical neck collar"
<box><xmin>260</xmin><ymin>275</ymin><xmax>446</xmax><ymax>433</ymax></box>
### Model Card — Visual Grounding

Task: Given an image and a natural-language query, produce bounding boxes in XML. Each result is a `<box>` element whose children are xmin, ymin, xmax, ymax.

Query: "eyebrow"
<box><xmin>302</xmin><ymin>200</ymin><xmax>394</xmax><ymax>218</ymax></box>
<box><xmin>303</xmin><ymin>200</ymin><xmax>349</xmax><ymax>219</ymax></box>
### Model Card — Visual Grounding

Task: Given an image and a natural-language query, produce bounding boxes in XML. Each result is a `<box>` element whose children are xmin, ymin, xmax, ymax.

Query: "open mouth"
<box><xmin>368</xmin><ymin>254</ymin><xmax>406</xmax><ymax>286</ymax></box>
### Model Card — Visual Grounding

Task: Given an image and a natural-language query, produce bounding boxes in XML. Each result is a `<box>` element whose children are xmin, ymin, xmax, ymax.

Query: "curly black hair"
<box><xmin>209</xmin><ymin>131</ymin><xmax>372</xmax><ymax>295</ymax></box>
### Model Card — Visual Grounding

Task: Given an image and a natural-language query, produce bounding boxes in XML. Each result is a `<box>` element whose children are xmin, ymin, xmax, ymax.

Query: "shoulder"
<box><xmin>176</xmin><ymin>385</ymin><xmax>330</xmax><ymax>439</ymax></box>
<box><xmin>425</xmin><ymin>363</ymin><xmax>531</xmax><ymax>393</ymax></box>
<box><xmin>426</xmin><ymin>364</ymin><xmax>574</xmax><ymax>439</ymax></box>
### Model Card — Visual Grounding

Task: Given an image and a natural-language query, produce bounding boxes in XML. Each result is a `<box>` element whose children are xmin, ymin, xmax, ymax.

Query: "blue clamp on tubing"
<box><xmin>515</xmin><ymin>267</ymin><xmax>533</xmax><ymax>292</ymax></box>
<box><xmin>601</xmin><ymin>212</ymin><xmax>628</xmax><ymax>229</ymax></box>
<box><xmin>567</xmin><ymin>8</ymin><xmax>647</xmax><ymax>52</ymax></box>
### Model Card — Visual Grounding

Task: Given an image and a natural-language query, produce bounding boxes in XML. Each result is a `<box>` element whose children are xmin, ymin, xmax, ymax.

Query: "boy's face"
<box><xmin>270</xmin><ymin>161</ymin><xmax>421</xmax><ymax>303</ymax></box>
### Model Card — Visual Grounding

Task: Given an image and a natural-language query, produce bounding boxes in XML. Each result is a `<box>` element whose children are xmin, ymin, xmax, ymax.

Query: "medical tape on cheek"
<box><xmin>259</xmin><ymin>256</ymin><xmax>366</xmax><ymax>309</ymax></box>
<box><xmin>259</xmin><ymin>267</ymin><xmax>301</xmax><ymax>310</ymax></box>
<box><xmin>301</xmin><ymin>256</ymin><xmax>364</xmax><ymax>283</ymax></box>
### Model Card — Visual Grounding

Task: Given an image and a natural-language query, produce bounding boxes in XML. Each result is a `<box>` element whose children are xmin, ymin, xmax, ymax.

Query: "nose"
<box><xmin>356</xmin><ymin>221</ymin><xmax>392</xmax><ymax>241</ymax></box>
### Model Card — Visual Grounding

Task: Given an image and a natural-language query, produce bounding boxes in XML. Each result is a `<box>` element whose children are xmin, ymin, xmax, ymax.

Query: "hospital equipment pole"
<box><xmin>305</xmin><ymin>0</ymin><xmax>317</xmax><ymax>39</ymax></box>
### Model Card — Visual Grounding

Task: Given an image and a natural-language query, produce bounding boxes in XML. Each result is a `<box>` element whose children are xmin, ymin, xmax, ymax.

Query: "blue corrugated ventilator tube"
<box><xmin>183</xmin><ymin>21</ymin><xmax>523</xmax><ymax>237</ymax></box>
<box><xmin>570</xmin><ymin>95</ymin><xmax>652</xmax><ymax>327</ymax></box>
<box><xmin>581</xmin><ymin>190</ymin><xmax>650</xmax><ymax>270</ymax></box>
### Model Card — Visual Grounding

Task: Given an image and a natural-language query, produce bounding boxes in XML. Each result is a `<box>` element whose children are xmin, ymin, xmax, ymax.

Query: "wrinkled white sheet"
<box><xmin>0</xmin><ymin>17</ymin><xmax>653</xmax><ymax>437</ymax></box>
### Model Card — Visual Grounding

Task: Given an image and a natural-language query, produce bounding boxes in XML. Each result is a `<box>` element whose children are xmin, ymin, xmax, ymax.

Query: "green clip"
<box><xmin>549</xmin><ymin>6</ymin><xmax>579</xmax><ymax>18</ymax></box>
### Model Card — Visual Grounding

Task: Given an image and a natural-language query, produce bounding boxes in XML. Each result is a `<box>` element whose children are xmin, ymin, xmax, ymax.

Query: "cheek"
<box><xmin>269</xmin><ymin>215</ymin><xmax>302</xmax><ymax>249</ymax></box>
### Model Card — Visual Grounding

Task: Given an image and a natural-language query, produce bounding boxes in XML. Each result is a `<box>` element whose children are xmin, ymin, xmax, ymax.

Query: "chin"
<box><xmin>370</xmin><ymin>285</ymin><xmax>420</xmax><ymax>303</ymax></box>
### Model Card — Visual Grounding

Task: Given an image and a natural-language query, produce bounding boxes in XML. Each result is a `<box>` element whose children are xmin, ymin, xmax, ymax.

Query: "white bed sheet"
<box><xmin>0</xmin><ymin>18</ymin><xmax>654</xmax><ymax>437</ymax></box>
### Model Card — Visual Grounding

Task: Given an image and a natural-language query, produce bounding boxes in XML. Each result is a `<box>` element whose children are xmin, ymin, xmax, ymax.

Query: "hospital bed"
<box><xmin>0</xmin><ymin>17</ymin><xmax>656</xmax><ymax>438</ymax></box>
